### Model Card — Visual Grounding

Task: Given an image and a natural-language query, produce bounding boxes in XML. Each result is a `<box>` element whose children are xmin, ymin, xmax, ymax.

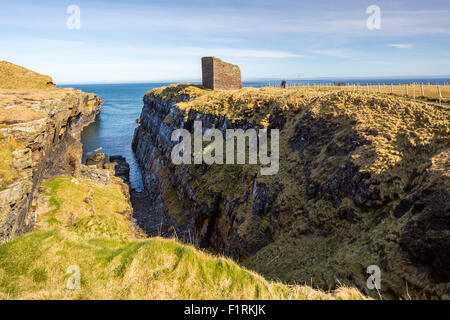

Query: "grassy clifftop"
<box><xmin>148</xmin><ymin>84</ymin><xmax>448</xmax><ymax>178</ymax></box>
<box><xmin>0</xmin><ymin>174</ymin><xmax>365</xmax><ymax>300</ymax></box>
<box><xmin>0</xmin><ymin>61</ymin><xmax>56</xmax><ymax>90</ymax></box>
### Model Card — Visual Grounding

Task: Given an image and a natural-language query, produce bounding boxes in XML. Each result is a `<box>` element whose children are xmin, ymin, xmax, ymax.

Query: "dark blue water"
<box><xmin>59</xmin><ymin>78</ymin><xmax>449</xmax><ymax>190</ymax></box>
<box><xmin>59</xmin><ymin>83</ymin><xmax>177</xmax><ymax>191</ymax></box>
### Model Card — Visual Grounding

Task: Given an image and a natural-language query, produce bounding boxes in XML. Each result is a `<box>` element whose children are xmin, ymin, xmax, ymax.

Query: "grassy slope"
<box><xmin>0</xmin><ymin>61</ymin><xmax>56</xmax><ymax>90</ymax></box>
<box><xmin>0</xmin><ymin>175</ymin><xmax>366</xmax><ymax>300</ymax></box>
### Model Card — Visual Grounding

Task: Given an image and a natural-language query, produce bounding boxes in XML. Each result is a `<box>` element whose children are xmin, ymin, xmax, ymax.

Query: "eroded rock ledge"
<box><xmin>0</xmin><ymin>88</ymin><xmax>102</xmax><ymax>242</ymax></box>
<box><xmin>132</xmin><ymin>84</ymin><xmax>449</xmax><ymax>299</ymax></box>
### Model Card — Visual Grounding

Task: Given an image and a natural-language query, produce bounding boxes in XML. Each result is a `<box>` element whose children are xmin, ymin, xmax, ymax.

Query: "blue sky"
<box><xmin>1</xmin><ymin>0</ymin><xmax>449</xmax><ymax>83</ymax></box>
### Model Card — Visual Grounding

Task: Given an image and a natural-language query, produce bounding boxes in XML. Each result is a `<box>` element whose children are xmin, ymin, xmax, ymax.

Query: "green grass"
<box><xmin>0</xmin><ymin>230</ymin><xmax>365</xmax><ymax>300</ymax></box>
<box><xmin>0</xmin><ymin>175</ymin><xmax>367</xmax><ymax>300</ymax></box>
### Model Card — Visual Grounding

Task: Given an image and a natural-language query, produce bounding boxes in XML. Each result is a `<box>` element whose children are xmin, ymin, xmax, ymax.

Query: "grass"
<box><xmin>341</xmin><ymin>84</ymin><xmax>450</xmax><ymax>103</ymax></box>
<box><xmin>146</xmin><ymin>84</ymin><xmax>325</xmax><ymax>124</ymax></box>
<box><xmin>37</xmin><ymin>176</ymin><xmax>135</xmax><ymax>238</ymax></box>
<box><xmin>147</xmin><ymin>84</ymin><xmax>208</xmax><ymax>102</ymax></box>
<box><xmin>266</xmin><ymin>83</ymin><xmax>450</xmax><ymax>103</ymax></box>
<box><xmin>0</xmin><ymin>61</ymin><xmax>56</xmax><ymax>90</ymax></box>
<box><xmin>0</xmin><ymin>174</ymin><xmax>367</xmax><ymax>300</ymax></box>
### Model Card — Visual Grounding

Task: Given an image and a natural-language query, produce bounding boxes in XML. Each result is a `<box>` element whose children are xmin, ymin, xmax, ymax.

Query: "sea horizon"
<box><xmin>59</xmin><ymin>77</ymin><xmax>450</xmax><ymax>87</ymax></box>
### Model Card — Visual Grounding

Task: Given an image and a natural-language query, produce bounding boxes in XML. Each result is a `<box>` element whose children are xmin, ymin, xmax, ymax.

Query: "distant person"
<box><xmin>281</xmin><ymin>80</ymin><xmax>286</xmax><ymax>88</ymax></box>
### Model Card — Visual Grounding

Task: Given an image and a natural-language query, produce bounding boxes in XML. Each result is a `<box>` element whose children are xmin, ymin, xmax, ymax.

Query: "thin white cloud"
<box><xmin>311</xmin><ymin>49</ymin><xmax>354</xmax><ymax>59</ymax></box>
<box><xmin>102</xmin><ymin>45</ymin><xmax>303</xmax><ymax>59</ymax></box>
<box><xmin>389</xmin><ymin>44</ymin><xmax>414</xmax><ymax>49</ymax></box>
<box><xmin>167</xmin><ymin>47</ymin><xmax>303</xmax><ymax>59</ymax></box>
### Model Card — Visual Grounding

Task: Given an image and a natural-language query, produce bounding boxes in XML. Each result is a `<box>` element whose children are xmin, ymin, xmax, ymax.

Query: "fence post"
<box><xmin>406</xmin><ymin>85</ymin><xmax>408</xmax><ymax>96</ymax></box>
<box><xmin>438</xmin><ymin>86</ymin><xmax>442</xmax><ymax>106</ymax></box>
<box><xmin>421</xmin><ymin>84</ymin><xmax>424</xmax><ymax>97</ymax></box>
<box><xmin>413</xmin><ymin>86</ymin><xmax>415</xmax><ymax>101</ymax></box>
<box><xmin>390</xmin><ymin>84</ymin><xmax>393</xmax><ymax>94</ymax></box>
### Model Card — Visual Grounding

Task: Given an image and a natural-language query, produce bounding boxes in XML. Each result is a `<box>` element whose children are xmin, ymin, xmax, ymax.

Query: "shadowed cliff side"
<box><xmin>132</xmin><ymin>84</ymin><xmax>449</xmax><ymax>299</ymax></box>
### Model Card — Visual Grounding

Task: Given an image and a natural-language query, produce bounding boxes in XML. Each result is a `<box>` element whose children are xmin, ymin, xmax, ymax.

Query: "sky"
<box><xmin>1</xmin><ymin>0</ymin><xmax>450</xmax><ymax>84</ymax></box>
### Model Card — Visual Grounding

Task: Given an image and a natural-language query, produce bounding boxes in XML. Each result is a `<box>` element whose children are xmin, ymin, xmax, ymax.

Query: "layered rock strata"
<box><xmin>0</xmin><ymin>87</ymin><xmax>102</xmax><ymax>242</ymax></box>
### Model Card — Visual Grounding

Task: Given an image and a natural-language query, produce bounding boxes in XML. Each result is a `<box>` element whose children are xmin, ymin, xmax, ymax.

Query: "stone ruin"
<box><xmin>201</xmin><ymin>57</ymin><xmax>242</xmax><ymax>90</ymax></box>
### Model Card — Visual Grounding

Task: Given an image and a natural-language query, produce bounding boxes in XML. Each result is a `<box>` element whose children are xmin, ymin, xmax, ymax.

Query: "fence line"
<box><xmin>261</xmin><ymin>82</ymin><xmax>448</xmax><ymax>104</ymax></box>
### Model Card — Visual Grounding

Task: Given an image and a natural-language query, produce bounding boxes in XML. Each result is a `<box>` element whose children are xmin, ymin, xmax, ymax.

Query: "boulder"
<box><xmin>110</xmin><ymin>155</ymin><xmax>130</xmax><ymax>184</ymax></box>
<box><xmin>86</xmin><ymin>153</ymin><xmax>108</xmax><ymax>169</ymax></box>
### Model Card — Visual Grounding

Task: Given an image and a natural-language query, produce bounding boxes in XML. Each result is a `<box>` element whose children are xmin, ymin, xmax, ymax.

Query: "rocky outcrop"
<box><xmin>0</xmin><ymin>87</ymin><xmax>102</xmax><ymax>242</ymax></box>
<box><xmin>86</xmin><ymin>153</ymin><xmax>130</xmax><ymax>184</ymax></box>
<box><xmin>133</xmin><ymin>84</ymin><xmax>449</xmax><ymax>299</ymax></box>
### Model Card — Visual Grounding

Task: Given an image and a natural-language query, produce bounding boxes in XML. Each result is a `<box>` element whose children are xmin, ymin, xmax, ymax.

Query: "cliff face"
<box><xmin>133</xmin><ymin>84</ymin><xmax>449</xmax><ymax>299</ymax></box>
<box><xmin>0</xmin><ymin>88</ymin><xmax>102</xmax><ymax>242</ymax></box>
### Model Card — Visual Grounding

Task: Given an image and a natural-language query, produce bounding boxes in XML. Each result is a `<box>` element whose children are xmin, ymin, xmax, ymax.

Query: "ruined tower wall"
<box><xmin>201</xmin><ymin>57</ymin><xmax>242</xmax><ymax>90</ymax></box>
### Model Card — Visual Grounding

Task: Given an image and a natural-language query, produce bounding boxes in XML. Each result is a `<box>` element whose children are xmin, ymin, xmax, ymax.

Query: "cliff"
<box><xmin>0</xmin><ymin>64</ymin><xmax>102</xmax><ymax>242</ymax></box>
<box><xmin>132</xmin><ymin>83</ymin><xmax>449</xmax><ymax>299</ymax></box>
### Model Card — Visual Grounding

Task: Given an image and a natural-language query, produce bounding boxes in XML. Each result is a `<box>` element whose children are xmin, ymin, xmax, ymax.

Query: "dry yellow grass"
<box><xmin>339</xmin><ymin>84</ymin><xmax>450</xmax><ymax>103</ymax></box>
<box><xmin>0</xmin><ymin>61</ymin><xmax>56</xmax><ymax>90</ymax></box>
<box><xmin>273</xmin><ymin>83</ymin><xmax>450</xmax><ymax>103</ymax></box>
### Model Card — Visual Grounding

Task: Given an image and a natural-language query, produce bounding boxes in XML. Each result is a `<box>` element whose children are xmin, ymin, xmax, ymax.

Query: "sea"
<box><xmin>59</xmin><ymin>78</ymin><xmax>449</xmax><ymax>191</ymax></box>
